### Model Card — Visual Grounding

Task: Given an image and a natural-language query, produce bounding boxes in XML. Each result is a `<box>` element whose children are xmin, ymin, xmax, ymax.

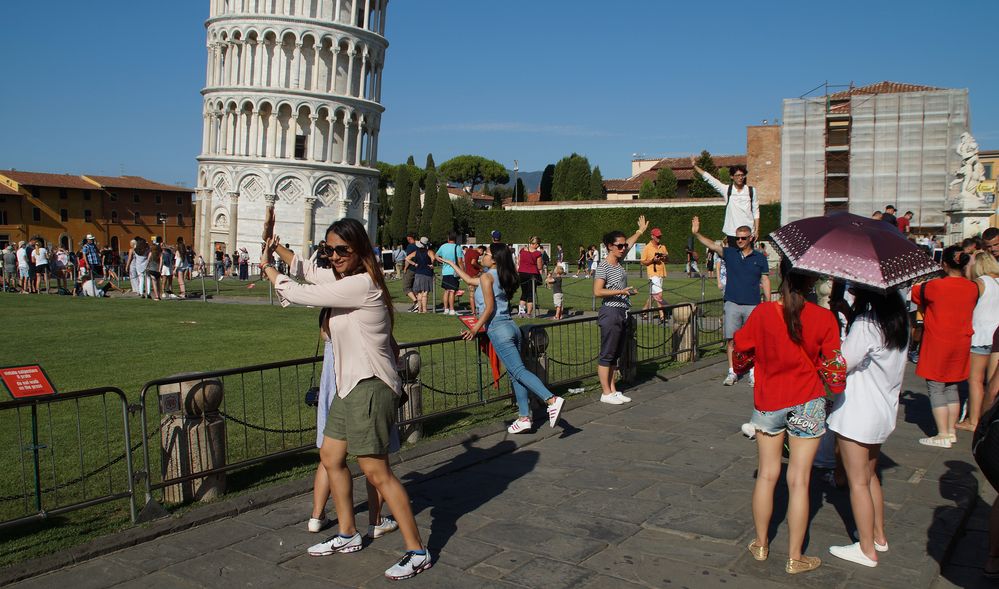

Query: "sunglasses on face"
<box><xmin>612</xmin><ymin>243</ymin><xmax>628</xmax><ymax>249</ymax></box>
<box><xmin>320</xmin><ymin>245</ymin><xmax>352</xmax><ymax>257</ymax></box>
<box><xmin>735</xmin><ymin>236</ymin><xmax>751</xmax><ymax>242</ymax></box>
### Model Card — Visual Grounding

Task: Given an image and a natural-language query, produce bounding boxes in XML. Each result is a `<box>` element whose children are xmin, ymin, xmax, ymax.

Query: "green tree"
<box><xmin>419</xmin><ymin>167</ymin><xmax>438</xmax><ymax>237</ymax></box>
<box><xmin>406</xmin><ymin>155</ymin><xmax>416</xmax><ymax>166</ymax></box>
<box><xmin>590</xmin><ymin>166</ymin><xmax>605</xmax><ymax>199</ymax></box>
<box><xmin>718</xmin><ymin>167</ymin><xmax>731</xmax><ymax>185</ymax></box>
<box><xmin>439</xmin><ymin>155</ymin><xmax>509</xmax><ymax>193</ymax></box>
<box><xmin>374</xmin><ymin>161</ymin><xmax>396</xmax><ymax>189</ymax></box>
<box><xmin>429</xmin><ymin>183</ymin><xmax>454</xmax><ymax>244</ymax></box>
<box><xmin>451</xmin><ymin>195</ymin><xmax>475</xmax><ymax>237</ymax></box>
<box><xmin>655</xmin><ymin>167</ymin><xmax>678</xmax><ymax>199</ymax></box>
<box><xmin>539</xmin><ymin>164</ymin><xmax>555</xmax><ymax>201</ymax></box>
<box><xmin>638</xmin><ymin>179</ymin><xmax>656</xmax><ymax>199</ymax></box>
<box><xmin>388</xmin><ymin>165</ymin><xmax>411</xmax><ymax>243</ymax></box>
<box><xmin>377</xmin><ymin>187</ymin><xmax>391</xmax><ymax>244</ymax></box>
<box><xmin>552</xmin><ymin>153</ymin><xmax>593</xmax><ymax>200</ymax></box>
<box><xmin>406</xmin><ymin>183</ymin><xmax>421</xmax><ymax>234</ymax></box>
<box><xmin>425</xmin><ymin>153</ymin><xmax>436</xmax><ymax>170</ymax></box>
<box><xmin>514</xmin><ymin>178</ymin><xmax>527</xmax><ymax>200</ymax></box>
<box><xmin>689</xmin><ymin>150</ymin><xmax>722</xmax><ymax>198</ymax></box>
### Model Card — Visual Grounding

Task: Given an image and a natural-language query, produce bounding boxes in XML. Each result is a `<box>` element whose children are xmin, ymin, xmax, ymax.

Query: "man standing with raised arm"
<box><xmin>691</xmin><ymin>156</ymin><xmax>760</xmax><ymax>245</ymax></box>
<box><xmin>692</xmin><ymin>216</ymin><xmax>770</xmax><ymax>386</ymax></box>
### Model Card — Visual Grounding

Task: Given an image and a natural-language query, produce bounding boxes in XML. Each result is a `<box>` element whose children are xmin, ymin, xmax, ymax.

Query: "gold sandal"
<box><xmin>748</xmin><ymin>540</ymin><xmax>769</xmax><ymax>561</ymax></box>
<box><xmin>786</xmin><ymin>555</ymin><xmax>821</xmax><ymax>574</ymax></box>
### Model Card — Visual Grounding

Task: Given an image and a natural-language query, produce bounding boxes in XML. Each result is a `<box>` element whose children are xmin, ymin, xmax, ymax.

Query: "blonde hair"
<box><xmin>972</xmin><ymin>252</ymin><xmax>999</xmax><ymax>280</ymax></box>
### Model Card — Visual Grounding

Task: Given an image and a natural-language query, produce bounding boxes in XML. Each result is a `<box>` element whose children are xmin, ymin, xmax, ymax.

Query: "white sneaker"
<box><xmin>747</xmin><ymin>371</ymin><xmax>755</xmax><ymax>386</ymax></box>
<box><xmin>368</xmin><ymin>516</ymin><xmax>399</xmax><ymax>539</ymax></box>
<box><xmin>507</xmin><ymin>417</ymin><xmax>532</xmax><ymax>434</ymax></box>
<box><xmin>613</xmin><ymin>392</ymin><xmax>632</xmax><ymax>402</ymax></box>
<box><xmin>600</xmin><ymin>392</ymin><xmax>627</xmax><ymax>405</ymax></box>
<box><xmin>307</xmin><ymin>514</ymin><xmax>328</xmax><ymax>533</ymax></box>
<box><xmin>741</xmin><ymin>423</ymin><xmax>757</xmax><ymax>439</ymax></box>
<box><xmin>723</xmin><ymin>372</ymin><xmax>737</xmax><ymax>386</ymax></box>
<box><xmin>918</xmin><ymin>435</ymin><xmax>952</xmax><ymax>448</ymax></box>
<box><xmin>829</xmin><ymin>542</ymin><xmax>877</xmax><ymax>567</ymax></box>
<box><xmin>547</xmin><ymin>396</ymin><xmax>565</xmax><ymax>428</ymax></box>
<box><xmin>384</xmin><ymin>550</ymin><xmax>432</xmax><ymax>580</ymax></box>
<box><xmin>307</xmin><ymin>532</ymin><xmax>363</xmax><ymax>556</ymax></box>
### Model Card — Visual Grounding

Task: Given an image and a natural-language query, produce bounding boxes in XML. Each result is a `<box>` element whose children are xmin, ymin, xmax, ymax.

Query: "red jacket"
<box><xmin>911</xmin><ymin>276</ymin><xmax>978</xmax><ymax>382</ymax></box>
<box><xmin>733</xmin><ymin>301</ymin><xmax>845</xmax><ymax>411</ymax></box>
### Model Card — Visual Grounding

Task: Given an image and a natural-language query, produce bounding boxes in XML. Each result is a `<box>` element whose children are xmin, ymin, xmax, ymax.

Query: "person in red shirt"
<box><xmin>911</xmin><ymin>245</ymin><xmax>979</xmax><ymax>448</ymax></box>
<box><xmin>463</xmin><ymin>245</ymin><xmax>484</xmax><ymax>315</ymax></box>
<box><xmin>517</xmin><ymin>236</ymin><xmax>544</xmax><ymax>317</ymax></box>
<box><xmin>896</xmin><ymin>211</ymin><xmax>913</xmax><ymax>234</ymax></box>
<box><xmin>733</xmin><ymin>259</ymin><xmax>845</xmax><ymax>575</ymax></box>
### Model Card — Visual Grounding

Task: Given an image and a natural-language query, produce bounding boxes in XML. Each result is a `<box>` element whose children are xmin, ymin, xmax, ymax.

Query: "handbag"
<box><xmin>973</xmin><ymin>399</ymin><xmax>999</xmax><ymax>491</ymax></box>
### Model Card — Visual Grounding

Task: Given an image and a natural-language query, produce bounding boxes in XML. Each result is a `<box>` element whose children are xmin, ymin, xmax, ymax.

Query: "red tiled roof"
<box><xmin>0</xmin><ymin>183</ymin><xmax>20</xmax><ymax>196</ymax></box>
<box><xmin>604</xmin><ymin>154</ymin><xmax>746</xmax><ymax>192</ymax></box>
<box><xmin>829</xmin><ymin>81</ymin><xmax>943</xmax><ymax>100</ymax></box>
<box><xmin>0</xmin><ymin>170</ymin><xmax>95</xmax><ymax>190</ymax></box>
<box><xmin>84</xmin><ymin>175</ymin><xmax>193</xmax><ymax>193</ymax></box>
<box><xmin>650</xmin><ymin>155</ymin><xmax>746</xmax><ymax>171</ymax></box>
<box><xmin>446</xmin><ymin>186</ymin><xmax>493</xmax><ymax>202</ymax></box>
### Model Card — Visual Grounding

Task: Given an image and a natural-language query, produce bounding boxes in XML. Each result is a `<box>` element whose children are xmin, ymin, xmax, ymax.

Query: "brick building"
<box><xmin>0</xmin><ymin>170</ymin><xmax>193</xmax><ymax>253</ymax></box>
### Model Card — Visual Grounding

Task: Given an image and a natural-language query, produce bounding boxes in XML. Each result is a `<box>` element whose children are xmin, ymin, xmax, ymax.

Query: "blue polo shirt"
<box><xmin>435</xmin><ymin>242</ymin><xmax>461</xmax><ymax>277</ymax></box>
<box><xmin>721</xmin><ymin>246</ymin><xmax>768</xmax><ymax>305</ymax></box>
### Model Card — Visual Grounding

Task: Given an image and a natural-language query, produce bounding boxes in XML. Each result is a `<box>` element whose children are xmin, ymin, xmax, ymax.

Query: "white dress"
<box><xmin>826</xmin><ymin>313</ymin><xmax>907</xmax><ymax>444</ymax></box>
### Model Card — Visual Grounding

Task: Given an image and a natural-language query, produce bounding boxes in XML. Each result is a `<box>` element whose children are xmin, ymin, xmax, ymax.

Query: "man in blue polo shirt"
<box><xmin>692</xmin><ymin>216</ymin><xmax>770</xmax><ymax>385</ymax></box>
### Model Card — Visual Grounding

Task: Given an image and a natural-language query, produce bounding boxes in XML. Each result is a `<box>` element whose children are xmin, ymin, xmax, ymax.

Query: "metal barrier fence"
<box><xmin>0</xmin><ymin>387</ymin><xmax>136</xmax><ymax>530</ymax></box>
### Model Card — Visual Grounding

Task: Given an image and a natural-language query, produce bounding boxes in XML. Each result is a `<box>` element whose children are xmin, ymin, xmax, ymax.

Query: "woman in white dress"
<box><xmin>826</xmin><ymin>288</ymin><xmax>909</xmax><ymax>567</ymax></box>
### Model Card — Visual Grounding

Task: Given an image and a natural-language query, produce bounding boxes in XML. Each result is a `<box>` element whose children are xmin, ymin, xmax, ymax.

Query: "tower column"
<box><xmin>227</xmin><ymin>191</ymin><xmax>239</xmax><ymax>254</ymax></box>
<box><xmin>292</xmin><ymin>42</ymin><xmax>303</xmax><ymax>89</ymax></box>
<box><xmin>354</xmin><ymin>116</ymin><xmax>364</xmax><ymax>166</ymax></box>
<box><xmin>309</xmin><ymin>114</ymin><xmax>320</xmax><ymax>162</ymax></box>
<box><xmin>363</xmin><ymin>0</ymin><xmax>370</xmax><ymax>30</ymax></box>
<box><xmin>326</xmin><ymin>112</ymin><xmax>337</xmax><ymax>163</ymax></box>
<box><xmin>340</xmin><ymin>114</ymin><xmax>352</xmax><ymax>165</ymax></box>
<box><xmin>346</xmin><ymin>48</ymin><xmax>356</xmax><ymax>97</ymax></box>
<box><xmin>303</xmin><ymin>196</ymin><xmax>317</xmax><ymax>253</ymax></box>
<box><xmin>195</xmin><ymin>188</ymin><xmax>211</xmax><ymax>256</ymax></box>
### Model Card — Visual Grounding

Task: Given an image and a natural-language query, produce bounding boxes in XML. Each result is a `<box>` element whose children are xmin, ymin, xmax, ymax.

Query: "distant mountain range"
<box><xmin>495</xmin><ymin>169</ymin><xmax>543</xmax><ymax>193</ymax></box>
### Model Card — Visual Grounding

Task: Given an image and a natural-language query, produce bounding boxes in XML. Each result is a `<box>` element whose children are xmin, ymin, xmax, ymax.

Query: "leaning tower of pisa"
<box><xmin>194</xmin><ymin>0</ymin><xmax>388</xmax><ymax>259</ymax></box>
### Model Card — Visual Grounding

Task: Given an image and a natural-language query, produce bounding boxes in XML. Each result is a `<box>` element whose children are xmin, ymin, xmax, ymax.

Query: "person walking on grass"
<box><xmin>912</xmin><ymin>245</ymin><xmax>978</xmax><ymax>448</ymax></box>
<box><xmin>404</xmin><ymin>237</ymin><xmax>435</xmax><ymax>314</ymax></box>
<box><xmin>435</xmin><ymin>232</ymin><xmax>462</xmax><ymax>315</ymax></box>
<box><xmin>33</xmin><ymin>240</ymin><xmax>51</xmax><ymax>293</ymax></box>
<box><xmin>147</xmin><ymin>240</ymin><xmax>163</xmax><ymax>301</ymax></box>
<box><xmin>594</xmin><ymin>215</ymin><xmax>649</xmax><ymax>405</ymax></box>
<box><xmin>440</xmin><ymin>244</ymin><xmax>565</xmax><ymax>434</ymax></box>
<box><xmin>517</xmin><ymin>236</ymin><xmax>544</xmax><ymax>317</ymax></box>
<box><xmin>733</xmin><ymin>258</ymin><xmax>845</xmax><ymax>575</ymax></box>
<box><xmin>401</xmin><ymin>234</ymin><xmax>419</xmax><ymax>311</ymax></box>
<box><xmin>261</xmin><ymin>218</ymin><xmax>430</xmax><ymax>581</ymax></box>
<box><xmin>692</xmin><ymin>217</ymin><xmax>771</xmax><ymax>387</ymax></box>
<box><xmin>826</xmin><ymin>288</ymin><xmax>909</xmax><ymax>568</ymax></box>
<box><xmin>955</xmin><ymin>252</ymin><xmax>999</xmax><ymax>433</ymax></box>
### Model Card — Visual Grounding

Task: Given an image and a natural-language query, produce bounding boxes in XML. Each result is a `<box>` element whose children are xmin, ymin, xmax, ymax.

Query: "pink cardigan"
<box><xmin>275</xmin><ymin>254</ymin><xmax>401</xmax><ymax>398</ymax></box>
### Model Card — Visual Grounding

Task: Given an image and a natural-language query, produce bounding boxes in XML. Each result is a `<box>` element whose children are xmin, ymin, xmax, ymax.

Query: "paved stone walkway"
<box><xmin>6</xmin><ymin>360</ymin><xmax>993</xmax><ymax>588</ymax></box>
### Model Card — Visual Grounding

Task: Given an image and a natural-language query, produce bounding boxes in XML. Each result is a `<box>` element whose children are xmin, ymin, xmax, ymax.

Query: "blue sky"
<box><xmin>2</xmin><ymin>0</ymin><xmax>996</xmax><ymax>185</ymax></box>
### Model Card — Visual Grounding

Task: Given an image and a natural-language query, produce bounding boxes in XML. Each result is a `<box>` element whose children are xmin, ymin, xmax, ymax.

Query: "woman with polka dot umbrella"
<box><xmin>770</xmin><ymin>213</ymin><xmax>941</xmax><ymax>291</ymax></box>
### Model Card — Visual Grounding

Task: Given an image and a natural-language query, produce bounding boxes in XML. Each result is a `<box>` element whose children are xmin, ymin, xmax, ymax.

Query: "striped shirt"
<box><xmin>596</xmin><ymin>261</ymin><xmax>630</xmax><ymax>309</ymax></box>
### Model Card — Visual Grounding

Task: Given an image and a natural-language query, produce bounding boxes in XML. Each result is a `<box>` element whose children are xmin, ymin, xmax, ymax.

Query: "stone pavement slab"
<box><xmin>5</xmin><ymin>358</ymin><xmax>990</xmax><ymax>588</ymax></box>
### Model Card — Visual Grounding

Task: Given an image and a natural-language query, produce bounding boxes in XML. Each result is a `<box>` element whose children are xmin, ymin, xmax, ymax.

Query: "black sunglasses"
<box><xmin>735</xmin><ymin>236</ymin><xmax>751</xmax><ymax>242</ymax></box>
<box><xmin>612</xmin><ymin>243</ymin><xmax>628</xmax><ymax>249</ymax></box>
<box><xmin>320</xmin><ymin>245</ymin><xmax>352</xmax><ymax>257</ymax></box>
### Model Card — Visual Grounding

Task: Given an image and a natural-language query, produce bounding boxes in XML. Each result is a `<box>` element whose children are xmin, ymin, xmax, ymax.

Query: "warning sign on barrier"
<box><xmin>0</xmin><ymin>365</ymin><xmax>57</xmax><ymax>399</ymax></box>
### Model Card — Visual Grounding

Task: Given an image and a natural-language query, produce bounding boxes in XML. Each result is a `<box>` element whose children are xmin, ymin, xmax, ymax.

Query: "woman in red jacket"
<box><xmin>911</xmin><ymin>245</ymin><xmax>979</xmax><ymax>448</ymax></box>
<box><xmin>734</xmin><ymin>260</ymin><xmax>845</xmax><ymax>575</ymax></box>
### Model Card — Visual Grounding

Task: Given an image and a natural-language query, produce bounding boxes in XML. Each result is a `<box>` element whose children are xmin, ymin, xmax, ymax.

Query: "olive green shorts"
<box><xmin>324</xmin><ymin>377</ymin><xmax>397</xmax><ymax>456</ymax></box>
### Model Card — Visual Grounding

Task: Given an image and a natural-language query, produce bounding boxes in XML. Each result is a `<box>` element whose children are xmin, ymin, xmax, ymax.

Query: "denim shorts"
<box><xmin>971</xmin><ymin>344</ymin><xmax>992</xmax><ymax>356</ymax></box>
<box><xmin>751</xmin><ymin>396</ymin><xmax>826</xmax><ymax>439</ymax></box>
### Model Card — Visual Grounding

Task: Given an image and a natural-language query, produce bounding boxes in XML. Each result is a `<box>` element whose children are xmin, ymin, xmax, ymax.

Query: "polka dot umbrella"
<box><xmin>770</xmin><ymin>212</ymin><xmax>941</xmax><ymax>291</ymax></box>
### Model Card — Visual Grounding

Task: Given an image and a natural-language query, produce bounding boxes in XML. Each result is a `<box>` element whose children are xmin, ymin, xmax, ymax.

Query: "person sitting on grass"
<box><xmin>438</xmin><ymin>244</ymin><xmax>565</xmax><ymax>434</ymax></box>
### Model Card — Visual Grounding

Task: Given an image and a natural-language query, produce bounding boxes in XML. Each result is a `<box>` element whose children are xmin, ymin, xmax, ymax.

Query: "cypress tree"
<box><xmin>406</xmin><ymin>155</ymin><xmax>416</xmax><ymax>166</ymax></box>
<box><xmin>689</xmin><ymin>150</ymin><xmax>722</xmax><ymax>198</ymax></box>
<box><xmin>430</xmin><ymin>182</ymin><xmax>453</xmax><ymax>244</ymax></box>
<box><xmin>655</xmin><ymin>167</ymin><xmax>678</xmax><ymax>198</ymax></box>
<box><xmin>590</xmin><ymin>166</ymin><xmax>605</xmax><ymax>199</ymax></box>
<box><xmin>406</xmin><ymin>183</ymin><xmax>421</xmax><ymax>234</ymax></box>
<box><xmin>425</xmin><ymin>153</ymin><xmax>436</xmax><ymax>170</ymax></box>
<box><xmin>419</xmin><ymin>168</ymin><xmax>438</xmax><ymax>237</ymax></box>
<box><xmin>638</xmin><ymin>179</ymin><xmax>656</xmax><ymax>199</ymax></box>
<box><xmin>552</xmin><ymin>156</ymin><xmax>569</xmax><ymax>200</ymax></box>
<box><xmin>388</xmin><ymin>165</ymin><xmax>411</xmax><ymax>243</ymax></box>
<box><xmin>539</xmin><ymin>164</ymin><xmax>555</xmax><ymax>201</ymax></box>
<box><xmin>567</xmin><ymin>154</ymin><xmax>592</xmax><ymax>199</ymax></box>
<box><xmin>515</xmin><ymin>178</ymin><xmax>527</xmax><ymax>200</ymax></box>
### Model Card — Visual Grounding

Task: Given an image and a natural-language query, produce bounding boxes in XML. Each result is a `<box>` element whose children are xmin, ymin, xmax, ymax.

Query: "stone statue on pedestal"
<box><xmin>950</xmin><ymin>132</ymin><xmax>987</xmax><ymax>209</ymax></box>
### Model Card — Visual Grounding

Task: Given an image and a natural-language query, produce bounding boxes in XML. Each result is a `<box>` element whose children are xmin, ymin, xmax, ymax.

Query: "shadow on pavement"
<box><xmin>901</xmin><ymin>389</ymin><xmax>937</xmax><ymax>437</ymax></box>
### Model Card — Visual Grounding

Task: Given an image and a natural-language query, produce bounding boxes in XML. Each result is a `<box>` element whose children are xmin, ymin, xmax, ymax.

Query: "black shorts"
<box><xmin>35</xmin><ymin>264</ymin><xmax>49</xmax><ymax>276</ymax></box>
<box><xmin>442</xmin><ymin>275</ymin><xmax>459</xmax><ymax>291</ymax></box>
<box><xmin>519</xmin><ymin>273</ymin><xmax>540</xmax><ymax>302</ymax></box>
<box><xmin>597</xmin><ymin>306</ymin><xmax>630</xmax><ymax>367</ymax></box>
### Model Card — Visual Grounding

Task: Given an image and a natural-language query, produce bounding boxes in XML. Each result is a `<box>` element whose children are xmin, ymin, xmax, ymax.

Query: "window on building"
<box><xmin>0</xmin><ymin>210</ymin><xmax>7</xmax><ymax>225</ymax></box>
<box><xmin>295</xmin><ymin>134</ymin><xmax>307</xmax><ymax>160</ymax></box>
<box><xmin>30</xmin><ymin>187</ymin><xmax>40</xmax><ymax>198</ymax></box>
<box><xmin>133</xmin><ymin>211</ymin><xmax>141</xmax><ymax>224</ymax></box>
<box><xmin>177</xmin><ymin>195</ymin><xmax>184</xmax><ymax>205</ymax></box>
<box><xmin>32</xmin><ymin>207</ymin><xmax>41</xmax><ymax>221</ymax></box>
<box><xmin>83</xmin><ymin>190</ymin><xmax>91</xmax><ymax>201</ymax></box>
<box><xmin>60</xmin><ymin>208</ymin><xmax>69</xmax><ymax>222</ymax></box>
<box><xmin>133</xmin><ymin>194</ymin><xmax>140</xmax><ymax>203</ymax></box>
<box><xmin>111</xmin><ymin>210</ymin><xmax>119</xmax><ymax>223</ymax></box>
<box><xmin>0</xmin><ymin>234</ymin><xmax>8</xmax><ymax>249</ymax></box>
<box><xmin>985</xmin><ymin>163</ymin><xmax>993</xmax><ymax>180</ymax></box>
<box><xmin>177</xmin><ymin>213</ymin><xmax>184</xmax><ymax>226</ymax></box>
<box><xmin>59</xmin><ymin>188</ymin><xmax>68</xmax><ymax>199</ymax></box>
<box><xmin>109</xmin><ymin>192</ymin><xmax>118</xmax><ymax>202</ymax></box>
<box><xmin>155</xmin><ymin>194</ymin><xmax>162</xmax><ymax>205</ymax></box>
<box><xmin>84</xmin><ymin>209</ymin><xmax>93</xmax><ymax>222</ymax></box>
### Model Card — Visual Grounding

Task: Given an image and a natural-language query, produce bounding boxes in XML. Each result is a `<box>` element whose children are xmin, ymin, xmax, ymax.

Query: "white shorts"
<box><xmin>649</xmin><ymin>276</ymin><xmax>663</xmax><ymax>295</ymax></box>
<box><xmin>553</xmin><ymin>293</ymin><xmax>564</xmax><ymax>307</ymax></box>
<box><xmin>161</xmin><ymin>266</ymin><xmax>172</xmax><ymax>276</ymax></box>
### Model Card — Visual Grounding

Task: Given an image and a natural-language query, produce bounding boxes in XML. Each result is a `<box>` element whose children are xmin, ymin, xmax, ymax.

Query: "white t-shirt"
<box><xmin>698</xmin><ymin>170</ymin><xmax>760</xmax><ymax>236</ymax></box>
<box><xmin>81</xmin><ymin>279</ymin><xmax>103</xmax><ymax>297</ymax></box>
<box><xmin>16</xmin><ymin>247</ymin><xmax>28</xmax><ymax>268</ymax></box>
<box><xmin>35</xmin><ymin>247</ymin><xmax>49</xmax><ymax>266</ymax></box>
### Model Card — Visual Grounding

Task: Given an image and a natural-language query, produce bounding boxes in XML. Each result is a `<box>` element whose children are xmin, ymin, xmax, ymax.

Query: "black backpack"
<box><xmin>727</xmin><ymin>184</ymin><xmax>755</xmax><ymax>208</ymax></box>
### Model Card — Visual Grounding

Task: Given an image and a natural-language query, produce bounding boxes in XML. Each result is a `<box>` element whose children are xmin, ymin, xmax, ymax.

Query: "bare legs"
<box><xmin>837</xmin><ymin>435</ymin><xmax>884</xmax><ymax>562</ymax></box>
<box><xmin>753</xmin><ymin>431</ymin><xmax>820</xmax><ymax>560</ymax></box>
<box><xmin>311</xmin><ymin>462</ymin><xmax>382</xmax><ymax>524</ymax></box>
<box><xmin>959</xmin><ymin>353</ymin><xmax>996</xmax><ymax>430</ymax></box>
<box><xmin>598</xmin><ymin>364</ymin><xmax>619</xmax><ymax>396</ymax></box>
<box><xmin>319</xmin><ymin>437</ymin><xmax>423</xmax><ymax>551</ymax></box>
<box><xmin>930</xmin><ymin>404</ymin><xmax>959</xmax><ymax>439</ymax></box>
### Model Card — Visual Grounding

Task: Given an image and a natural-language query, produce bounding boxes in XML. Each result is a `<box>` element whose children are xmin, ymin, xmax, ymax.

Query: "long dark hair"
<box><xmin>489</xmin><ymin>243</ymin><xmax>519</xmax><ymax>300</ymax></box>
<box><xmin>176</xmin><ymin>236</ymin><xmax>188</xmax><ymax>258</ymax></box>
<box><xmin>326</xmin><ymin>218</ymin><xmax>393</xmax><ymax>323</ymax></box>
<box><xmin>942</xmin><ymin>245</ymin><xmax>970</xmax><ymax>271</ymax></box>
<box><xmin>848</xmin><ymin>288</ymin><xmax>909</xmax><ymax>351</ymax></box>
<box><xmin>779</xmin><ymin>257</ymin><xmax>813</xmax><ymax>345</ymax></box>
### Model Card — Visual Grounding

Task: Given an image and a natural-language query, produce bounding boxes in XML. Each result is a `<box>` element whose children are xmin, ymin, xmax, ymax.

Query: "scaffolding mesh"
<box><xmin>780</xmin><ymin>98</ymin><xmax>826</xmax><ymax>225</ymax></box>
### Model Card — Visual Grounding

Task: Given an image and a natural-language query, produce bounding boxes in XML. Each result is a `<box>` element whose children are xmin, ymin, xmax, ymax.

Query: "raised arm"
<box><xmin>627</xmin><ymin>215</ymin><xmax>649</xmax><ymax>250</ymax></box>
<box><xmin>690</xmin><ymin>156</ymin><xmax>727</xmax><ymax>194</ymax></box>
<box><xmin>440</xmin><ymin>257</ymin><xmax>481</xmax><ymax>286</ymax></box>
<box><xmin>691</xmin><ymin>217</ymin><xmax>724</xmax><ymax>255</ymax></box>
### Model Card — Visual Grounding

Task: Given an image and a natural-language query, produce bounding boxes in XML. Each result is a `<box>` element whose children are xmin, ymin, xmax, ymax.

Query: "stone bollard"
<box><xmin>159</xmin><ymin>377</ymin><xmax>226</xmax><ymax>503</ymax></box>
<box><xmin>397</xmin><ymin>350</ymin><xmax>423</xmax><ymax>444</ymax></box>
<box><xmin>671</xmin><ymin>305</ymin><xmax>694</xmax><ymax>363</ymax></box>
<box><xmin>619</xmin><ymin>314</ymin><xmax>639</xmax><ymax>383</ymax></box>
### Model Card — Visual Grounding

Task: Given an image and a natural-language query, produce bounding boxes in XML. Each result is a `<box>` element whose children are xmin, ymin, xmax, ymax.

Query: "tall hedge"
<box><xmin>472</xmin><ymin>203</ymin><xmax>781</xmax><ymax>261</ymax></box>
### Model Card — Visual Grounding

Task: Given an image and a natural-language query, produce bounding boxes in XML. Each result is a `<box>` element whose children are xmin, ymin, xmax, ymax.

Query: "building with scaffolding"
<box><xmin>780</xmin><ymin>81</ymin><xmax>970</xmax><ymax>232</ymax></box>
